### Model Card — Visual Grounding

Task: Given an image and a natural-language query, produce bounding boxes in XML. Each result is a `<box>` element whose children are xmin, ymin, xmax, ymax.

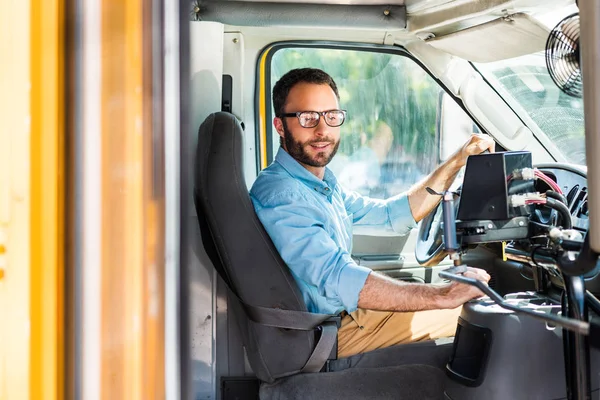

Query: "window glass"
<box><xmin>476</xmin><ymin>53</ymin><xmax>585</xmax><ymax>165</ymax></box>
<box><xmin>474</xmin><ymin>4</ymin><xmax>585</xmax><ymax>165</ymax></box>
<box><xmin>269</xmin><ymin>48</ymin><xmax>445</xmax><ymax>198</ymax></box>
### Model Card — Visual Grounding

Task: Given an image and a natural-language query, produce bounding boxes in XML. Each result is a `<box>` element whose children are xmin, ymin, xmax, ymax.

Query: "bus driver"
<box><xmin>250</xmin><ymin>68</ymin><xmax>492</xmax><ymax>358</ymax></box>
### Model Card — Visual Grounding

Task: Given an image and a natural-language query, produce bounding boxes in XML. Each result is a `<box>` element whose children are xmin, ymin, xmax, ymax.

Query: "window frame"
<box><xmin>254</xmin><ymin>40</ymin><xmax>485</xmax><ymax>174</ymax></box>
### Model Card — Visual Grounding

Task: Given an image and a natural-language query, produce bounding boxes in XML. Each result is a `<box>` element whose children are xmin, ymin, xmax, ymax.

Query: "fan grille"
<box><xmin>545</xmin><ymin>13</ymin><xmax>582</xmax><ymax>98</ymax></box>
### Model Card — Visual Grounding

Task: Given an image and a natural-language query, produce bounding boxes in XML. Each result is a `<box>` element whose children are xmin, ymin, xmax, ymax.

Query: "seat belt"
<box><xmin>243</xmin><ymin>297</ymin><xmax>334</xmax><ymax>329</ymax></box>
<box><xmin>301</xmin><ymin>321</ymin><xmax>338</xmax><ymax>373</ymax></box>
<box><xmin>227</xmin><ymin>289</ymin><xmax>339</xmax><ymax>373</ymax></box>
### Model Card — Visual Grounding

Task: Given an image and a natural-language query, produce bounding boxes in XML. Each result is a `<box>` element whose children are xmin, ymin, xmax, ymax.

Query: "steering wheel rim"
<box><xmin>415</xmin><ymin>202</ymin><xmax>448</xmax><ymax>266</ymax></box>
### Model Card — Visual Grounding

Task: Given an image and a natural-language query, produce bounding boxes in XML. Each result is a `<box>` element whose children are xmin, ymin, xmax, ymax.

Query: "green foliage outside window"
<box><xmin>270</xmin><ymin>48</ymin><xmax>442</xmax><ymax>179</ymax></box>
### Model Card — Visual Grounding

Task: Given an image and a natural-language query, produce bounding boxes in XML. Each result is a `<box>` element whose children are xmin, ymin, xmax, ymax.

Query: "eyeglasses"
<box><xmin>279</xmin><ymin>109</ymin><xmax>347</xmax><ymax>128</ymax></box>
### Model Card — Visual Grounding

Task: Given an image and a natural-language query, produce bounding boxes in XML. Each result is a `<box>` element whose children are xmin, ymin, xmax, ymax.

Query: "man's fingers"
<box><xmin>450</xmin><ymin>265</ymin><xmax>491</xmax><ymax>303</ymax></box>
<box><xmin>474</xmin><ymin>134</ymin><xmax>495</xmax><ymax>154</ymax></box>
<box><xmin>465</xmin><ymin>134</ymin><xmax>495</xmax><ymax>157</ymax></box>
<box><xmin>462</xmin><ymin>269</ymin><xmax>491</xmax><ymax>283</ymax></box>
<box><xmin>462</xmin><ymin>271</ymin><xmax>480</xmax><ymax>280</ymax></box>
<box><xmin>465</xmin><ymin>266</ymin><xmax>490</xmax><ymax>280</ymax></box>
<box><xmin>483</xmin><ymin>137</ymin><xmax>495</xmax><ymax>153</ymax></box>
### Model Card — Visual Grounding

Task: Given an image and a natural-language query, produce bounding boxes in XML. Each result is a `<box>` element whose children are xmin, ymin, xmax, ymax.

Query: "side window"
<box><xmin>269</xmin><ymin>48</ymin><xmax>441</xmax><ymax>199</ymax></box>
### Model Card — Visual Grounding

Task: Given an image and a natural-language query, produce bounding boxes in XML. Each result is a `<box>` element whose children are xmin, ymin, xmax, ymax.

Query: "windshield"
<box><xmin>474</xmin><ymin>5</ymin><xmax>585</xmax><ymax>165</ymax></box>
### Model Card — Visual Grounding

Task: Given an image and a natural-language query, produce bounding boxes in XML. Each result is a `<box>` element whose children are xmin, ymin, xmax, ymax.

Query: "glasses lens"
<box><xmin>325</xmin><ymin>110</ymin><xmax>345</xmax><ymax>127</ymax></box>
<box><xmin>298</xmin><ymin>112</ymin><xmax>320</xmax><ymax>128</ymax></box>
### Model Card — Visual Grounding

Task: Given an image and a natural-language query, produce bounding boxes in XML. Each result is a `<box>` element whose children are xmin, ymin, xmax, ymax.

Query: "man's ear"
<box><xmin>273</xmin><ymin>117</ymin><xmax>285</xmax><ymax>138</ymax></box>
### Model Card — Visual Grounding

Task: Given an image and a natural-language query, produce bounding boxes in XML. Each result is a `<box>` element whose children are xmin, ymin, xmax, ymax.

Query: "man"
<box><xmin>250</xmin><ymin>68</ymin><xmax>492</xmax><ymax>358</ymax></box>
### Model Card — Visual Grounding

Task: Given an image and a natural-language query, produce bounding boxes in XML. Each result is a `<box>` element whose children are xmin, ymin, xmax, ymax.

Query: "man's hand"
<box><xmin>358</xmin><ymin>267</ymin><xmax>492</xmax><ymax>313</ymax></box>
<box><xmin>407</xmin><ymin>133</ymin><xmax>495</xmax><ymax>222</ymax></box>
<box><xmin>454</xmin><ymin>133</ymin><xmax>496</xmax><ymax>168</ymax></box>
<box><xmin>437</xmin><ymin>267</ymin><xmax>491</xmax><ymax>309</ymax></box>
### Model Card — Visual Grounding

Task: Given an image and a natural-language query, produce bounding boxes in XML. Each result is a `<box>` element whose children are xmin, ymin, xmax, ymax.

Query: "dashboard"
<box><xmin>516</xmin><ymin>163</ymin><xmax>599</xmax><ymax>293</ymax></box>
<box><xmin>536</xmin><ymin>163</ymin><xmax>589</xmax><ymax>232</ymax></box>
<box><xmin>415</xmin><ymin>156</ymin><xmax>598</xmax><ymax>293</ymax></box>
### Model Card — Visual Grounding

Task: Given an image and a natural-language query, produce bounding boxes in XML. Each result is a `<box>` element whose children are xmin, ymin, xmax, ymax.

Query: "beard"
<box><xmin>282</xmin><ymin>120</ymin><xmax>340</xmax><ymax>168</ymax></box>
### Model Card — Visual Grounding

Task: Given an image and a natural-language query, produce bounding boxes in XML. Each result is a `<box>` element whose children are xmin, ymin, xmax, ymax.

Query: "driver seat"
<box><xmin>193</xmin><ymin>111</ymin><xmax>453</xmax><ymax>399</ymax></box>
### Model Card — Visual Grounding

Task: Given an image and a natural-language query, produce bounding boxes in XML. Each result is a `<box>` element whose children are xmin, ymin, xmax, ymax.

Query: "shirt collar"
<box><xmin>275</xmin><ymin>147</ymin><xmax>338</xmax><ymax>195</ymax></box>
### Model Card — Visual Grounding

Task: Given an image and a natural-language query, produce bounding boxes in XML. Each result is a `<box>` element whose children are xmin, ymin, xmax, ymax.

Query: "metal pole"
<box><xmin>579</xmin><ymin>0</ymin><xmax>600</xmax><ymax>253</ymax></box>
<box><xmin>164</xmin><ymin>0</ymin><xmax>182</xmax><ymax>398</ymax></box>
<box><xmin>79</xmin><ymin>0</ymin><xmax>102</xmax><ymax>397</ymax></box>
<box><xmin>562</xmin><ymin>275</ymin><xmax>591</xmax><ymax>400</ymax></box>
<box><xmin>568</xmin><ymin>4</ymin><xmax>600</xmax><ymax>396</ymax></box>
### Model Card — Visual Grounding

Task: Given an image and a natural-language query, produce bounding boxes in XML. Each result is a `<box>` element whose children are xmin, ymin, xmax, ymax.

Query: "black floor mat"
<box><xmin>259</xmin><ymin>364</ymin><xmax>444</xmax><ymax>400</ymax></box>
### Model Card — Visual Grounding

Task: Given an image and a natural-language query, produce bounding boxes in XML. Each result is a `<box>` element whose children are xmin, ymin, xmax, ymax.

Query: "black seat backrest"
<box><xmin>193</xmin><ymin>112</ymin><xmax>317</xmax><ymax>382</ymax></box>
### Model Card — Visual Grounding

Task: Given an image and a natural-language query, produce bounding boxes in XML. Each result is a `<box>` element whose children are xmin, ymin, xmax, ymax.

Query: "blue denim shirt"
<box><xmin>250</xmin><ymin>148</ymin><xmax>416</xmax><ymax>315</ymax></box>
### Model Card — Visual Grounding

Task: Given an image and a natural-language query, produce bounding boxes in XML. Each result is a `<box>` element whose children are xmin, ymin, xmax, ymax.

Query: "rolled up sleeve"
<box><xmin>336</xmin><ymin>256</ymin><xmax>372</xmax><ymax>312</ymax></box>
<box><xmin>386</xmin><ymin>192</ymin><xmax>418</xmax><ymax>235</ymax></box>
<box><xmin>252</xmin><ymin>191</ymin><xmax>371</xmax><ymax>313</ymax></box>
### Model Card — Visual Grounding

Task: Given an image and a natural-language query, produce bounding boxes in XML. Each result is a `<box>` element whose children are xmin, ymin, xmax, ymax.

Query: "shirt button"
<box><xmin>324</xmin><ymin>187</ymin><xmax>330</xmax><ymax>191</ymax></box>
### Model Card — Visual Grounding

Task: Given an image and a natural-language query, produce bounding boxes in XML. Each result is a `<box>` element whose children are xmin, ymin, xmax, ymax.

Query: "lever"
<box><xmin>431</xmin><ymin>184</ymin><xmax>594</xmax><ymax>337</ymax></box>
<box><xmin>438</xmin><ymin>269</ymin><xmax>591</xmax><ymax>335</ymax></box>
<box><xmin>426</xmin><ymin>186</ymin><xmax>462</xmax><ymax>265</ymax></box>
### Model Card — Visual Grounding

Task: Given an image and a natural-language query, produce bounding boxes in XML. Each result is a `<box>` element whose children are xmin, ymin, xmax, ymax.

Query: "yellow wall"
<box><xmin>0</xmin><ymin>1</ymin><xmax>64</xmax><ymax>399</ymax></box>
<box><xmin>97</xmin><ymin>2</ymin><xmax>165</xmax><ymax>397</ymax></box>
<box><xmin>0</xmin><ymin>1</ymin><xmax>165</xmax><ymax>398</ymax></box>
<box><xmin>0</xmin><ymin>1</ymin><xmax>32</xmax><ymax>399</ymax></box>
<box><xmin>30</xmin><ymin>0</ymin><xmax>64</xmax><ymax>399</ymax></box>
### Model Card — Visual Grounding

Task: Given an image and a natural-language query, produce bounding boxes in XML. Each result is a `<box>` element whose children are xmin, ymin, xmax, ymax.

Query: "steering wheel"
<box><xmin>415</xmin><ymin>182</ymin><xmax>463</xmax><ymax>266</ymax></box>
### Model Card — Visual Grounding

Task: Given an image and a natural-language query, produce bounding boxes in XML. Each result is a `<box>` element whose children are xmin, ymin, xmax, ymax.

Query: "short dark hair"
<box><xmin>272</xmin><ymin>68</ymin><xmax>340</xmax><ymax>117</ymax></box>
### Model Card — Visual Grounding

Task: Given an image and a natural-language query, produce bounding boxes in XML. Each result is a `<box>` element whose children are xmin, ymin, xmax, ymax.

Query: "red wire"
<box><xmin>534</xmin><ymin>170</ymin><xmax>563</xmax><ymax>194</ymax></box>
<box><xmin>525</xmin><ymin>200</ymin><xmax>547</xmax><ymax>205</ymax></box>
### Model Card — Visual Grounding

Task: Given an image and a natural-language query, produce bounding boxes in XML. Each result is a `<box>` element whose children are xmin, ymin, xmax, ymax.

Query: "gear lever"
<box><xmin>425</xmin><ymin>187</ymin><xmax>465</xmax><ymax>272</ymax></box>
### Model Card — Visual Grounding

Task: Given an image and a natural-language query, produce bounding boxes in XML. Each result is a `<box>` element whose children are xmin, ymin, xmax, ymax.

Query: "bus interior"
<box><xmin>186</xmin><ymin>0</ymin><xmax>600</xmax><ymax>399</ymax></box>
<box><xmin>3</xmin><ymin>0</ymin><xmax>600</xmax><ymax>399</ymax></box>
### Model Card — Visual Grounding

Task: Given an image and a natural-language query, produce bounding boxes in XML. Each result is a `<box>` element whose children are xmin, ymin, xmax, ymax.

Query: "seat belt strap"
<box><xmin>228</xmin><ymin>291</ymin><xmax>340</xmax><ymax>372</ymax></box>
<box><xmin>243</xmin><ymin>299</ymin><xmax>334</xmax><ymax>330</ymax></box>
<box><xmin>300</xmin><ymin>321</ymin><xmax>338</xmax><ymax>373</ymax></box>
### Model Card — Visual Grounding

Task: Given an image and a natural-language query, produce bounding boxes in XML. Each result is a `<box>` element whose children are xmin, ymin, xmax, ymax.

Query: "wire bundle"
<box><xmin>534</xmin><ymin>169</ymin><xmax>563</xmax><ymax>194</ymax></box>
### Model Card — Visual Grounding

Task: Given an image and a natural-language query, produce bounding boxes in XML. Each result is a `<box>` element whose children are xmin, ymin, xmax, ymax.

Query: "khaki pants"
<box><xmin>337</xmin><ymin>307</ymin><xmax>463</xmax><ymax>359</ymax></box>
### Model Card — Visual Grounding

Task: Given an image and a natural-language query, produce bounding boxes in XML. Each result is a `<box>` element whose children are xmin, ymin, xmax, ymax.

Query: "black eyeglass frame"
<box><xmin>278</xmin><ymin>109</ymin><xmax>347</xmax><ymax>128</ymax></box>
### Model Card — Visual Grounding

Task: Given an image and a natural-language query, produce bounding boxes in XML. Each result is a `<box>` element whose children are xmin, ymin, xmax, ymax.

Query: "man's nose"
<box><xmin>313</xmin><ymin>126</ymin><xmax>326</xmax><ymax>136</ymax></box>
<box><xmin>313</xmin><ymin>117</ymin><xmax>330</xmax><ymax>136</ymax></box>
<box><xmin>312</xmin><ymin>127</ymin><xmax>330</xmax><ymax>139</ymax></box>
